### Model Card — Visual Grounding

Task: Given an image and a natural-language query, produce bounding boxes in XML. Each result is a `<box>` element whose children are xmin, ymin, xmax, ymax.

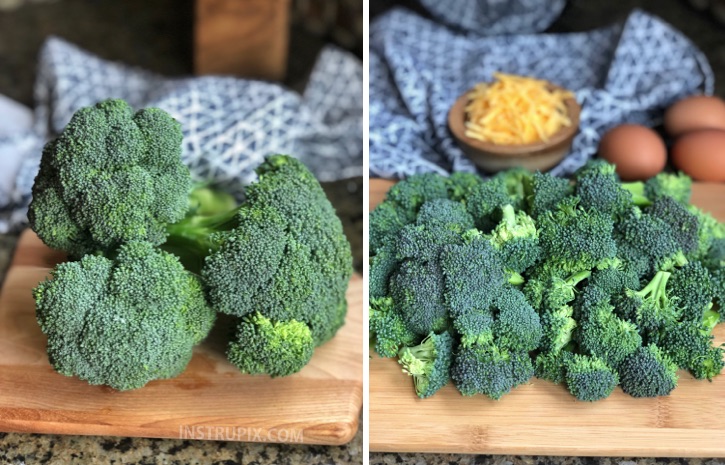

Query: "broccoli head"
<box><xmin>227</xmin><ymin>312</ymin><xmax>315</xmax><ymax>377</ymax></box>
<box><xmin>574</xmin><ymin>160</ymin><xmax>634</xmax><ymax>217</ymax></box>
<box><xmin>446</xmin><ymin>171</ymin><xmax>483</xmax><ymax>203</ymax></box>
<box><xmin>619</xmin><ymin>344</ymin><xmax>678</xmax><ymax>398</ymax></box>
<box><xmin>616</xmin><ymin>271</ymin><xmax>679</xmax><ymax>332</ymax></box>
<box><xmin>466</xmin><ymin>177</ymin><xmax>512</xmax><ymax>231</ymax></box>
<box><xmin>451</xmin><ymin>342</ymin><xmax>534</xmax><ymax>399</ymax></box>
<box><xmin>369</xmin><ymin>297</ymin><xmax>418</xmax><ymax>358</ymax></box>
<box><xmin>616</xmin><ymin>208</ymin><xmax>687</xmax><ymax>273</ymax></box>
<box><xmin>390</xmin><ymin>259</ymin><xmax>449</xmax><ymax>335</ymax></box>
<box><xmin>398</xmin><ymin>332</ymin><xmax>454</xmax><ymax>398</ymax></box>
<box><xmin>644</xmin><ymin>172</ymin><xmax>692</xmax><ymax>205</ymax></box>
<box><xmin>488</xmin><ymin>204</ymin><xmax>540</xmax><ymax>273</ymax></box>
<box><xmin>650</xmin><ymin>318</ymin><xmax>724</xmax><ymax>380</ymax></box>
<box><xmin>564</xmin><ymin>354</ymin><xmax>619</xmax><ymax>402</ymax></box>
<box><xmin>666</xmin><ymin>261</ymin><xmax>713</xmax><ymax>323</ymax></box>
<box><xmin>647</xmin><ymin>196</ymin><xmax>700</xmax><ymax>257</ymax></box>
<box><xmin>33</xmin><ymin>241</ymin><xmax>215</xmax><ymax>390</ymax></box>
<box><xmin>369</xmin><ymin>199</ymin><xmax>416</xmax><ymax>254</ymax></box>
<box><xmin>524</xmin><ymin>171</ymin><xmax>573</xmax><ymax>219</ymax></box>
<box><xmin>29</xmin><ymin>99</ymin><xmax>191</xmax><ymax>258</ymax></box>
<box><xmin>386</xmin><ymin>173</ymin><xmax>449</xmax><ymax>217</ymax></box>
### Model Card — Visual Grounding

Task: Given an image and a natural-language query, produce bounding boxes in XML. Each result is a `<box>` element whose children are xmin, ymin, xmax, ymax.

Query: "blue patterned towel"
<box><xmin>0</xmin><ymin>37</ymin><xmax>363</xmax><ymax>231</ymax></box>
<box><xmin>369</xmin><ymin>8</ymin><xmax>713</xmax><ymax>179</ymax></box>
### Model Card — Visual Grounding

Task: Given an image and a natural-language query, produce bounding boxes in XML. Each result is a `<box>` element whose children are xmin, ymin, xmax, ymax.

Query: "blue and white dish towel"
<box><xmin>369</xmin><ymin>7</ymin><xmax>713</xmax><ymax>179</ymax></box>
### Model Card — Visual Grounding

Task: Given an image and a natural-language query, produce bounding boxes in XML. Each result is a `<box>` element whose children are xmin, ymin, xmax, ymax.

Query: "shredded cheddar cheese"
<box><xmin>464</xmin><ymin>73</ymin><xmax>574</xmax><ymax>145</ymax></box>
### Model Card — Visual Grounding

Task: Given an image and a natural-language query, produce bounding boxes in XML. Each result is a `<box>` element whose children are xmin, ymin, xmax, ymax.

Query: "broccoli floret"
<box><xmin>538</xmin><ymin>197</ymin><xmax>617</xmax><ymax>274</ymax></box>
<box><xmin>488</xmin><ymin>204</ymin><xmax>540</xmax><ymax>272</ymax></box>
<box><xmin>688</xmin><ymin>206</ymin><xmax>725</xmax><ymax>260</ymax></box>
<box><xmin>466</xmin><ymin>177</ymin><xmax>512</xmax><ymax>231</ymax></box>
<box><xmin>574</xmin><ymin>160</ymin><xmax>634</xmax><ymax>217</ymax></box>
<box><xmin>369</xmin><ymin>297</ymin><xmax>418</xmax><ymax>358</ymax></box>
<box><xmin>369</xmin><ymin>200</ymin><xmax>416</xmax><ymax>254</ymax></box>
<box><xmin>369</xmin><ymin>244</ymin><xmax>398</xmax><ymax>299</ymax></box>
<box><xmin>703</xmin><ymin>238</ymin><xmax>725</xmax><ymax>270</ymax></box>
<box><xmin>539</xmin><ymin>305</ymin><xmax>577</xmax><ymax>353</ymax></box>
<box><xmin>648</xmin><ymin>196</ymin><xmax>700</xmax><ymax>257</ymax></box>
<box><xmin>446</xmin><ymin>172</ymin><xmax>483</xmax><ymax>203</ymax></box>
<box><xmin>227</xmin><ymin>312</ymin><xmax>314</xmax><ymax>377</ymax></box>
<box><xmin>650</xmin><ymin>311</ymin><xmax>724</xmax><ymax>380</ymax></box>
<box><xmin>415</xmin><ymin>198</ymin><xmax>475</xmax><ymax>231</ymax></box>
<box><xmin>616</xmin><ymin>271</ymin><xmax>679</xmax><ymax>332</ymax></box>
<box><xmin>525</xmin><ymin>171</ymin><xmax>573</xmax><ymax>219</ymax></box>
<box><xmin>619</xmin><ymin>344</ymin><xmax>678</xmax><ymax>398</ymax></box>
<box><xmin>398</xmin><ymin>332</ymin><xmax>454</xmax><ymax>398</ymax></box>
<box><xmin>28</xmin><ymin>99</ymin><xmax>191</xmax><ymax>258</ymax></box>
<box><xmin>540</xmin><ymin>270</ymin><xmax>591</xmax><ymax>311</ymax></box>
<box><xmin>589</xmin><ymin>265</ymin><xmax>640</xmax><ymax>298</ymax></box>
<box><xmin>712</xmin><ymin>268</ymin><xmax>725</xmax><ymax>321</ymax></box>
<box><xmin>667</xmin><ymin>261</ymin><xmax>713</xmax><ymax>323</ymax></box>
<box><xmin>390</xmin><ymin>260</ymin><xmax>449</xmax><ymax>335</ymax></box>
<box><xmin>534</xmin><ymin>349</ymin><xmax>574</xmax><ymax>384</ymax></box>
<box><xmin>167</xmin><ymin>155</ymin><xmax>353</xmax><ymax>350</ymax></box>
<box><xmin>387</xmin><ymin>173</ymin><xmax>449</xmax><ymax>217</ymax></box>
<box><xmin>493</xmin><ymin>167</ymin><xmax>533</xmax><ymax>210</ymax></box>
<box><xmin>493</xmin><ymin>288</ymin><xmax>543</xmax><ymax>352</ymax></box>
<box><xmin>451</xmin><ymin>343</ymin><xmax>533</xmax><ymax>399</ymax></box>
<box><xmin>644</xmin><ymin>172</ymin><xmax>692</xmax><ymax>205</ymax></box>
<box><xmin>577</xmin><ymin>291</ymin><xmax>642</xmax><ymax>368</ymax></box>
<box><xmin>33</xmin><ymin>241</ymin><xmax>215</xmax><ymax>390</ymax></box>
<box><xmin>616</xmin><ymin>208</ymin><xmax>687</xmax><ymax>273</ymax></box>
<box><xmin>564</xmin><ymin>354</ymin><xmax>619</xmax><ymax>402</ymax></box>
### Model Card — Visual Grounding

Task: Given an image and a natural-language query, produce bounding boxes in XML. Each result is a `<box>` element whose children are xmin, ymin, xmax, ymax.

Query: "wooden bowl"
<box><xmin>448</xmin><ymin>85</ymin><xmax>581</xmax><ymax>173</ymax></box>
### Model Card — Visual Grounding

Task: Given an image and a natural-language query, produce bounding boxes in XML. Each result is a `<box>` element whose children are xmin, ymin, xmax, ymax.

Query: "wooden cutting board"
<box><xmin>369</xmin><ymin>178</ymin><xmax>725</xmax><ymax>457</ymax></box>
<box><xmin>0</xmin><ymin>231</ymin><xmax>362</xmax><ymax>445</ymax></box>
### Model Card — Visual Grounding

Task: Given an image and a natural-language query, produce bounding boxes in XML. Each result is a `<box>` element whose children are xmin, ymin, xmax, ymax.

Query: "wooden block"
<box><xmin>0</xmin><ymin>231</ymin><xmax>362</xmax><ymax>445</ymax></box>
<box><xmin>195</xmin><ymin>0</ymin><xmax>290</xmax><ymax>81</ymax></box>
<box><xmin>369</xmin><ymin>178</ymin><xmax>725</xmax><ymax>456</ymax></box>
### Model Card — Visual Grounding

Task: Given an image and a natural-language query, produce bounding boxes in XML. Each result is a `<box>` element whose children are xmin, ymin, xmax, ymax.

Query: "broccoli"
<box><xmin>618</xmin><ymin>344</ymin><xmax>678</xmax><ymax>398</ymax></box>
<box><xmin>369</xmin><ymin>244</ymin><xmax>398</xmax><ymax>299</ymax></box>
<box><xmin>451</xmin><ymin>342</ymin><xmax>534</xmax><ymax>399</ymax></box>
<box><xmin>616</xmin><ymin>271</ymin><xmax>679</xmax><ymax>332</ymax></box>
<box><xmin>703</xmin><ymin>237</ymin><xmax>725</xmax><ymax>270</ymax></box>
<box><xmin>369</xmin><ymin>199</ymin><xmax>416</xmax><ymax>254</ymax></box>
<box><xmin>369</xmin><ymin>297</ymin><xmax>418</xmax><ymax>358</ymax></box>
<box><xmin>466</xmin><ymin>176</ymin><xmax>512</xmax><ymax>231</ymax></box>
<box><xmin>227</xmin><ymin>312</ymin><xmax>314</xmax><ymax>377</ymax></box>
<box><xmin>387</xmin><ymin>173</ymin><xmax>449</xmax><ymax>217</ymax></box>
<box><xmin>493</xmin><ymin>287</ymin><xmax>543</xmax><ymax>353</ymax></box>
<box><xmin>525</xmin><ymin>171</ymin><xmax>573</xmax><ymax>219</ymax></box>
<box><xmin>28</xmin><ymin>99</ymin><xmax>192</xmax><ymax>258</ymax></box>
<box><xmin>616</xmin><ymin>208</ymin><xmax>688</xmax><ymax>273</ymax></box>
<box><xmin>712</xmin><ymin>268</ymin><xmax>725</xmax><ymax>321</ymax></box>
<box><xmin>166</xmin><ymin>155</ymin><xmax>352</xmax><ymax>353</ymax></box>
<box><xmin>688</xmin><ymin>205</ymin><xmax>725</xmax><ymax>260</ymax></box>
<box><xmin>667</xmin><ymin>261</ymin><xmax>713</xmax><ymax>323</ymax></box>
<box><xmin>589</xmin><ymin>265</ymin><xmax>640</xmax><ymax>298</ymax></box>
<box><xmin>398</xmin><ymin>332</ymin><xmax>454</xmax><ymax>398</ymax></box>
<box><xmin>493</xmin><ymin>167</ymin><xmax>533</xmax><ymax>210</ymax></box>
<box><xmin>538</xmin><ymin>197</ymin><xmax>617</xmax><ymax>274</ymax></box>
<box><xmin>446</xmin><ymin>171</ymin><xmax>483</xmax><ymax>203</ymax></box>
<box><xmin>574</xmin><ymin>159</ymin><xmax>635</xmax><ymax>217</ymax></box>
<box><xmin>33</xmin><ymin>241</ymin><xmax>215</xmax><ymax>390</ymax></box>
<box><xmin>539</xmin><ymin>304</ymin><xmax>577</xmax><ymax>353</ymax></box>
<box><xmin>648</xmin><ymin>196</ymin><xmax>700</xmax><ymax>257</ymax></box>
<box><xmin>577</xmin><ymin>290</ymin><xmax>642</xmax><ymax>368</ymax></box>
<box><xmin>396</xmin><ymin>199</ymin><xmax>472</xmax><ymax>262</ymax></box>
<box><xmin>534</xmin><ymin>349</ymin><xmax>574</xmax><ymax>384</ymax></box>
<box><xmin>488</xmin><ymin>204</ymin><xmax>540</xmax><ymax>272</ymax></box>
<box><xmin>390</xmin><ymin>260</ymin><xmax>449</xmax><ymax>335</ymax></box>
<box><xmin>650</xmin><ymin>315</ymin><xmax>724</xmax><ymax>380</ymax></box>
<box><xmin>564</xmin><ymin>354</ymin><xmax>619</xmax><ymax>402</ymax></box>
<box><xmin>186</xmin><ymin>184</ymin><xmax>238</xmax><ymax>217</ymax></box>
<box><xmin>631</xmin><ymin>172</ymin><xmax>692</xmax><ymax>205</ymax></box>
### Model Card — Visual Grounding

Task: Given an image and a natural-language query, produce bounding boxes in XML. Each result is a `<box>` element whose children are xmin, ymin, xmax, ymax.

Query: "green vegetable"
<box><xmin>398</xmin><ymin>332</ymin><xmax>454</xmax><ymax>398</ymax></box>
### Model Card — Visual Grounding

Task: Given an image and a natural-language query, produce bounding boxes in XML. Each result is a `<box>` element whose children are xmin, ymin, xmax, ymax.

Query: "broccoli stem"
<box><xmin>621</xmin><ymin>182</ymin><xmax>652</xmax><ymax>207</ymax></box>
<box><xmin>507</xmin><ymin>270</ymin><xmax>525</xmax><ymax>286</ymax></box>
<box><xmin>567</xmin><ymin>270</ymin><xmax>592</xmax><ymax>287</ymax></box>
<box><xmin>702</xmin><ymin>305</ymin><xmax>719</xmax><ymax>333</ymax></box>
<box><xmin>636</xmin><ymin>271</ymin><xmax>668</xmax><ymax>302</ymax></box>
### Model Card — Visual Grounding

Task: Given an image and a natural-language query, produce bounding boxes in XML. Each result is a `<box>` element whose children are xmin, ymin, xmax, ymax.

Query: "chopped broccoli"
<box><xmin>643</xmin><ymin>172</ymin><xmax>692</xmax><ymax>205</ymax></box>
<box><xmin>534</xmin><ymin>349</ymin><xmax>574</xmax><ymax>384</ymax></box>
<box><xmin>227</xmin><ymin>312</ymin><xmax>314</xmax><ymax>377</ymax></box>
<box><xmin>650</xmin><ymin>316</ymin><xmax>724</xmax><ymax>380</ymax></box>
<box><xmin>488</xmin><ymin>204</ymin><xmax>540</xmax><ymax>272</ymax></box>
<box><xmin>466</xmin><ymin>177</ymin><xmax>512</xmax><ymax>231</ymax></box>
<box><xmin>369</xmin><ymin>244</ymin><xmax>398</xmax><ymax>299</ymax></box>
<box><xmin>34</xmin><ymin>241</ymin><xmax>215</xmax><ymax>390</ymax></box>
<box><xmin>387</xmin><ymin>173</ymin><xmax>449</xmax><ymax>217</ymax></box>
<box><xmin>390</xmin><ymin>260</ymin><xmax>449</xmax><ymax>335</ymax></box>
<box><xmin>667</xmin><ymin>261</ymin><xmax>713</xmax><ymax>323</ymax></box>
<box><xmin>446</xmin><ymin>171</ymin><xmax>483</xmax><ymax>203</ymax></box>
<box><xmin>616</xmin><ymin>271</ymin><xmax>679</xmax><ymax>332</ymax></box>
<box><xmin>539</xmin><ymin>304</ymin><xmax>577</xmax><ymax>353</ymax></box>
<box><xmin>29</xmin><ymin>99</ymin><xmax>191</xmax><ymax>258</ymax></box>
<box><xmin>538</xmin><ymin>197</ymin><xmax>617</xmax><ymax>274</ymax></box>
<box><xmin>398</xmin><ymin>332</ymin><xmax>454</xmax><ymax>398</ymax></box>
<box><xmin>493</xmin><ymin>167</ymin><xmax>533</xmax><ymax>210</ymax></box>
<box><xmin>369</xmin><ymin>297</ymin><xmax>418</xmax><ymax>358</ymax></box>
<box><xmin>451</xmin><ymin>342</ymin><xmax>534</xmax><ymax>399</ymax></box>
<box><xmin>616</xmin><ymin>208</ymin><xmax>688</xmax><ymax>273</ymax></box>
<box><xmin>575</xmin><ymin>159</ymin><xmax>635</xmax><ymax>217</ymax></box>
<box><xmin>369</xmin><ymin>199</ymin><xmax>416</xmax><ymax>254</ymax></box>
<box><xmin>648</xmin><ymin>196</ymin><xmax>700</xmax><ymax>257</ymax></box>
<box><xmin>564</xmin><ymin>354</ymin><xmax>619</xmax><ymax>402</ymax></box>
<box><xmin>525</xmin><ymin>171</ymin><xmax>573</xmax><ymax>219</ymax></box>
<box><xmin>619</xmin><ymin>344</ymin><xmax>678</xmax><ymax>398</ymax></box>
<box><xmin>493</xmin><ymin>288</ymin><xmax>543</xmax><ymax>352</ymax></box>
<box><xmin>688</xmin><ymin>205</ymin><xmax>725</xmax><ymax>260</ymax></box>
<box><xmin>589</xmin><ymin>265</ymin><xmax>640</xmax><ymax>298</ymax></box>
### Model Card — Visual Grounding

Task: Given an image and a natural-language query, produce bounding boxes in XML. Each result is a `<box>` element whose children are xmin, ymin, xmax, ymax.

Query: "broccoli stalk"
<box><xmin>618</xmin><ymin>271</ymin><xmax>679</xmax><ymax>332</ymax></box>
<box><xmin>398</xmin><ymin>332</ymin><xmax>454</xmax><ymax>398</ymax></box>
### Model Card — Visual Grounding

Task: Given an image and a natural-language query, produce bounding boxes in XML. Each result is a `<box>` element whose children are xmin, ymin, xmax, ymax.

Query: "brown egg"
<box><xmin>598</xmin><ymin>124</ymin><xmax>666</xmax><ymax>181</ymax></box>
<box><xmin>671</xmin><ymin>129</ymin><xmax>725</xmax><ymax>182</ymax></box>
<box><xmin>665</xmin><ymin>95</ymin><xmax>725</xmax><ymax>137</ymax></box>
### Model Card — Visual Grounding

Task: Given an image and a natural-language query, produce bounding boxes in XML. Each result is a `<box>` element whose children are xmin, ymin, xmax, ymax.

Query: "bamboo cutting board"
<box><xmin>370</xmin><ymin>178</ymin><xmax>725</xmax><ymax>457</ymax></box>
<box><xmin>0</xmin><ymin>231</ymin><xmax>362</xmax><ymax>445</ymax></box>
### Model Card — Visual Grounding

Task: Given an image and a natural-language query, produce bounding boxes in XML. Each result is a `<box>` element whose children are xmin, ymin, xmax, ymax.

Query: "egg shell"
<box><xmin>597</xmin><ymin>124</ymin><xmax>666</xmax><ymax>181</ymax></box>
<box><xmin>665</xmin><ymin>95</ymin><xmax>725</xmax><ymax>137</ymax></box>
<box><xmin>671</xmin><ymin>129</ymin><xmax>725</xmax><ymax>182</ymax></box>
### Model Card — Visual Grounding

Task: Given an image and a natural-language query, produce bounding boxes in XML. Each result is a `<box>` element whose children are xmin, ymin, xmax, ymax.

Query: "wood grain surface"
<box><xmin>194</xmin><ymin>0</ymin><xmax>290</xmax><ymax>80</ymax></box>
<box><xmin>369</xmin><ymin>178</ymin><xmax>725</xmax><ymax>456</ymax></box>
<box><xmin>0</xmin><ymin>231</ymin><xmax>362</xmax><ymax>445</ymax></box>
